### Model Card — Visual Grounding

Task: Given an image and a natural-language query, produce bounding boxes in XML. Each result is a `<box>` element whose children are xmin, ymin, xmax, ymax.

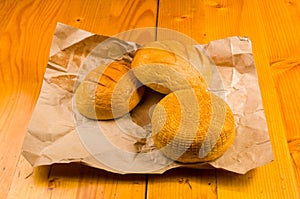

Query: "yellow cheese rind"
<box><xmin>152</xmin><ymin>89</ymin><xmax>235</xmax><ymax>163</ymax></box>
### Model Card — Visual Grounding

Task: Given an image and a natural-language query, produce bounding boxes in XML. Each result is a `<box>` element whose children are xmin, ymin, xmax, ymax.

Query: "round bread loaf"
<box><xmin>75</xmin><ymin>60</ymin><xmax>145</xmax><ymax>120</ymax></box>
<box><xmin>151</xmin><ymin>89</ymin><xmax>235</xmax><ymax>163</ymax></box>
<box><xmin>131</xmin><ymin>40</ymin><xmax>210</xmax><ymax>94</ymax></box>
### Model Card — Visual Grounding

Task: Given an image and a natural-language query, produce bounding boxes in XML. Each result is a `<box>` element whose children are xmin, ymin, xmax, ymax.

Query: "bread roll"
<box><xmin>75</xmin><ymin>60</ymin><xmax>144</xmax><ymax>120</ymax></box>
<box><xmin>131</xmin><ymin>40</ymin><xmax>210</xmax><ymax>94</ymax></box>
<box><xmin>151</xmin><ymin>89</ymin><xmax>235</xmax><ymax>163</ymax></box>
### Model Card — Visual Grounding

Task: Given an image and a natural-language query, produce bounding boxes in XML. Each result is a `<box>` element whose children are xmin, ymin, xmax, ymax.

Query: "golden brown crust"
<box><xmin>152</xmin><ymin>89</ymin><xmax>235</xmax><ymax>163</ymax></box>
<box><xmin>75</xmin><ymin>60</ymin><xmax>144</xmax><ymax>120</ymax></box>
<box><xmin>131</xmin><ymin>41</ymin><xmax>208</xmax><ymax>94</ymax></box>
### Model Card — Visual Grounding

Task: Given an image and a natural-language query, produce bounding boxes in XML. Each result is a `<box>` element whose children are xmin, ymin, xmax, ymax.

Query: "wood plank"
<box><xmin>48</xmin><ymin>163</ymin><xmax>146</xmax><ymax>199</ymax></box>
<box><xmin>2</xmin><ymin>0</ymin><xmax>300</xmax><ymax>198</ymax></box>
<box><xmin>256</xmin><ymin>0</ymin><xmax>300</xmax><ymax>61</ymax></box>
<box><xmin>154</xmin><ymin>0</ymin><xmax>299</xmax><ymax>198</ymax></box>
<box><xmin>217</xmin><ymin>163</ymin><xmax>300</xmax><ymax>198</ymax></box>
<box><xmin>0</xmin><ymin>0</ymin><xmax>67</xmax><ymax>197</ymax></box>
<box><xmin>271</xmin><ymin>59</ymin><xmax>300</xmax><ymax>141</ymax></box>
<box><xmin>8</xmin><ymin>156</ymin><xmax>147</xmax><ymax>199</ymax></box>
<box><xmin>253</xmin><ymin>0</ymin><xmax>300</xmax><ymax>195</ymax></box>
<box><xmin>271</xmin><ymin>59</ymin><xmax>300</xmax><ymax>189</ymax></box>
<box><xmin>155</xmin><ymin>0</ymin><xmax>246</xmax><ymax>44</ymax></box>
<box><xmin>7</xmin><ymin>156</ymin><xmax>52</xmax><ymax>199</ymax></box>
<box><xmin>2</xmin><ymin>0</ymin><xmax>158</xmax><ymax>198</ymax></box>
<box><xmin>147</xmin><ymin>168</ymin><xmax>217</xmax><ymax>199</ymax></box>
<box><xmin>58</xmin><ymin>0</ymin><xmax>158</xmax><ymax>37</ymax></box>
<box><xmin>216</xmin><ymin>1</ymin><xmax>299</xmax><ymax>198</ymax></box>
<box><xmin>289</xmin><ymin>138</ymin><xmax>300</xmax><ymax>191</ymax></box>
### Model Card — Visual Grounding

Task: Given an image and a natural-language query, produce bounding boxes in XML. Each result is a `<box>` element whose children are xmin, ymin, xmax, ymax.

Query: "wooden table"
<box><xmin>1</xmin><ymin>0</ymin><xmax>300</xmax><ymax>198</ymax></box>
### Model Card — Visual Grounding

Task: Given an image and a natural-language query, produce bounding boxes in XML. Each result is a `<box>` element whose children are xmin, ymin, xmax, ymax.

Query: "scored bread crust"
<box><xmin>151</xmin><ymin>89</ymin><xmax>235</xmax><ymax>163</ymax></box>
<box><xmin>75</xmin><ymin>60</ymin><xmax>145</xmax><ymax>120</ymax></box>
<box><xmin>131</xmin><ymin>41</ymin><xmax>209</xmax><ymax>94</ymax></box>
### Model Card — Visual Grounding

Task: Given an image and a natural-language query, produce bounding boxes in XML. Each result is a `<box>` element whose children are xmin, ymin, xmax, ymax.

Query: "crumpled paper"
<box><xmin>22</xmin><ymin>23</ymin><xmax>273</xmax><ymax>174</ymax></box>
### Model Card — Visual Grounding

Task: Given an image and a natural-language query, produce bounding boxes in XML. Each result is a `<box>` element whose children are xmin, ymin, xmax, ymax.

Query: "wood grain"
<box><xmin>1</xmin><ymin>0</ymin><xmax>300</xmax><ymax>198</ymax></box>
<box><xmin>256</xmin><ymin>0</ymin><xmax>300</xmax><ymax>61</ymax></box>
<box><xmin>155</xmin><ymin>0</ymin><xmax>300</xmax><ymax>198</ymax></box>
<box><xmin>0</xmin><ymin>0</ymin><xmax>157</xmax><ymax>198</ymax></box>
<box><xmin>58</xmin><ymin>0</ymin><xmax>157</xmax><ymax>37</ymax></box>
<box><xmin>271</xmin><ymin>59</ymin><xmax>300</xmax><ymax>141</ymax></box>
<box><xmin>262</xmin><ymin>0</ymin><xmax>300</xmax><ymax>191</ymax></box>
<box><xmin>0</xmin><ymin>0</ymin><xmax>67</xmax><ymax>197</ymax></box>
<box><xmin>7</xmin><ymin>156</ymin><xmax>146</xmax><ymax>199</ymax></box>
<box><xmin>7</xmin><ymin>156</ymin><xmax>52</xmax><ymax>199</ymax></box>
<box><xmin>48</xmin><ymin>164</ymin><xmax>146</xmax><ymax>199</ymax></box>
<box><xmin>147</xmin><ymin>168</ymin><xmax>217</xmax><ymax>199</ymax></box>
<box><xmin>272</xmin><ymin>59</ymin><xmax>300</xmax><ymax>190</ymax></box>
<box><xmin>156</xmin><ymin>0</ymin><xmax>245</xmax><ymax>43</ymax></box>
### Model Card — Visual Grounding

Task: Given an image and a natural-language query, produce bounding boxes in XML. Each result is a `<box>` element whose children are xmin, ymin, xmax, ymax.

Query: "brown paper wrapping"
<box><xmin>22</xmin><ymin>23</ymin><xmax>273</xmax><ymax>174</ymax></box>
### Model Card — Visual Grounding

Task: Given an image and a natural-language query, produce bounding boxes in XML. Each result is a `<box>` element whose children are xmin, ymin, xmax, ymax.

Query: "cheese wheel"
<box><xmin>75</xmin><ymin>60</ymin><xmax>145</xmax><ymax>120</ymax></box>
<box><xmin>151</xmin><ymin>89</ymin><xmax>235</xmax><ymax>163</ymax></box>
